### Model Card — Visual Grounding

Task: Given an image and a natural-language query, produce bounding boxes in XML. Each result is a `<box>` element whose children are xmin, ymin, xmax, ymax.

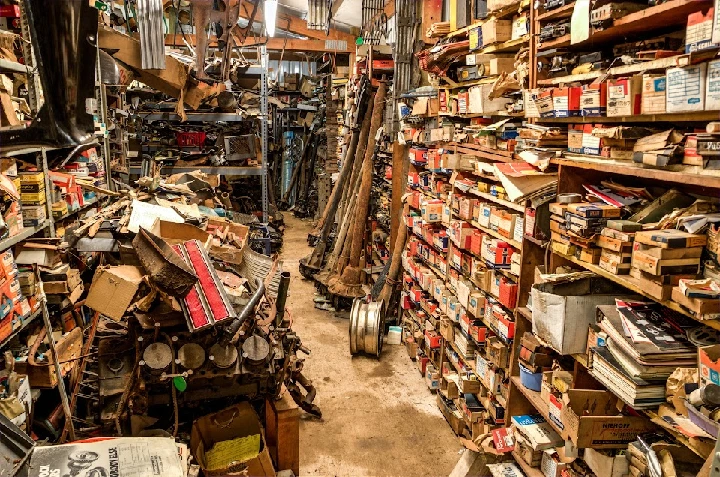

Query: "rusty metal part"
<box><xmin>329</xmin><ymin>83</ymin><xmax>387</xmax><ymax>298</ymax></box>
<box><xmin>241</xmin><ymin>334</ymin><xmax>270</xmax><ymax>367</ymax></box>
<box><xmin>209</xmin><ymin>343</ymin><xmax>238</xmax><ymax>368</ymax></box>
<box><xmin>132</xmin><ymin>227</ymin><xmax>197</xmax><ymax>297</ymax></box>
<box><xmin>191</xmin><ymin>0</ymin><xmax>240</xmax><ymax>81</ymax></box>
<box><xmin>178</xmin><ymin>343</ymin><xmax>206</xmax><ymax>369</ymax></box>
<box><xmin>287</xmin><ymin>371</ymin><xmax>321</xmax><ymax>417</ymax></box>
<box><xmin>274</xmin><ymin>271</ymin><xmax>290</xmax><ymax>327</ymax></box>
<box><xmin>141</xmin><ymin>342</ymin><xmax>173</xmax><ymax>371</ymax></box>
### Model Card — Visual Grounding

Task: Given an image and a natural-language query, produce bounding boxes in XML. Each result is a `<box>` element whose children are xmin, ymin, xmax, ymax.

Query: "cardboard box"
<box><xmin>531</xmin><ymin>277</ymin><xmax>618</xmax><ymax>354</ymax></box>
<box><xmin>583</xmin><ymin>448</ymin><xmax>630</xmax><ymax>477</ymax></box>
<box><xmin>580</xmin><ymin>82</ymin><xmax>607</xmax><ymax>117</ymax></box>
<box><xmin>190</xmin><ymin>402</ymin><xmax>276</xmax><ymax>476</ymax></box>
<box><xmin>86</xmin><ymin>266</ymin><xmax>145</xmax><ymax>321</ymax></box>
<box><xmin>700</xmin><ymin>345</ymin><xmax>720</xmax><ymax>387</ymax></box>
<box><xmin>482</xmin><ymin>19</ymin><xmax>512</xmax><ymax>45</ymax></box>
<box><xmin>686</xmin><ymin>8</ymin><xmax>716</xmax><ymax>53</ymax></box>
<box><xmin>667</xmin><ymin>63</ymin><xmax>706</xmax><ymax>113</ymax></box>
<box><xmin>567</xmin><ymin>202</ymin><xmax>621</xmax><ymax>219</ymax></box>
<box><xmin>635</xmin><ymin>229</ymin><xmax>707</xmax><ymax>249</ymax></box>
<box><xmin>489</xmin><ymin>57</ymin><xmax>516</xmax><ymax>76</ymax></box>
<box><xmin>561</xmin><ymin>389</ymin><xmax>657</xmax><ymax>448</ymax></box>
<box><xmin>707</xmin><ymin>59</ymin><xmax>720</xmax><ymax>111</ymax></box>
<box><xmin>641</xmin><ymin>74</ymin><xmax>666</xmax><ymax>114</ymax></box>
<box><xmin>552</xmin><ymin>86</ymin><xmax>582</xmax><ymax>118</ymax></box>
<box><xmin>607</xmin><ymin>76</ymin><xmax>642</xmax><ymax>117</ymax></box>
<box><xmin>672</xmin><ymin>287</ymin><xmax>720</xmax><ymax>316</ymax></box>
<box><xmin>468</xmin><ymin>84</ymin><xmax>512</xmax><ymax>114</ymax></box>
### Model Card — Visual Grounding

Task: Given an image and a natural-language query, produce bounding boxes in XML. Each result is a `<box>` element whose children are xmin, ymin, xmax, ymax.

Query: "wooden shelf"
<box><xmin>537</xmin><ymin>54</ymin><xmax>693</xmax><ymax>86</ymax></box>
<box><xmin>516</xmin><ymin>306</ymin><xmax>532</xmax><ymax>322</ymax></box>
<box><xmin>0</xmin><ymin>307</ymin><xmax>42</xmax><ymax>350</ymax></box>
<box><xmin>470</xmin><ymin>219</ymin><xmax>522</xmax><ymax>250</ymax></box>
<box><xmin>445</xmin><ymin>0</ymin><xmax>531</xmax><ymax>38</ymax></box>
<box><xmin>0</xmin><ymin>220</ymin><xmax>50</xmax><ymax>253</ymax></box>
<box><xmin>552</xmin><ymin>155</ymin><xmax>720</xmax><ymax>189</ymax></box>
<box><xmin>468</xmin><ymin>188</ymin><xmax>526</xmax><ymax>213</ymax></box>
<box><xmin>553</xmin><ymin>251</ymin><xmax>720</xmax><ymax>330</ymax></box>
<box><xmin>441</xmin><ymin>141</ymin><xmax>516</xmax><ymax>164</ymax></box>
<box><xmin>536</xmin><ymin>111</ymin><xmax>720</xmax><ymax>123</ymax></box>
<box><xmin>481</xmin><ymin>35</ymin><xmax>529</xmax><ymax>54</ymax></box>
<box><xmin>537</xmin><ymin>2</ymin><xmax>576</xmax><ymax>21</ymax></box>
<box><xmin>512</xmin><ymin>450</ymin><xmax>544</xmax><ymax>477</ymax></box>
<box><xmin>537</xmin><ymin>0</ymin><xmax>711</xmax><ymax>51</ymax></box>
<box><xmin>511</xmin><ymin>376</ymin><xmax>564</xmax><ymax>436</ymax></box>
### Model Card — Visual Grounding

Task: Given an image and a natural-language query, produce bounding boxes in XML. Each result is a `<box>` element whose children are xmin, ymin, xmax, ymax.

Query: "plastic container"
<box><xmin>519</xmin><ymin>364</ymin><xmax>543</xmax><ymax>391</ymax></box>
<box><xmin>176</xmin><ymin>131</ymin><xmax>207</xmax><ymax>147</ymax></box>
<box><xmin>387</xmin><ymin>326</ymin><xmax>402</xmax><ymax>345</ymax></box>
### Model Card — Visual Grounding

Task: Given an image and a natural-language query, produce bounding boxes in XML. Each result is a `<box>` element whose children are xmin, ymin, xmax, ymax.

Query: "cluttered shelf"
<box><xmin>468</xmin><ymin>188</ymin><xmax>525</xmax><ymax>213</ymax></box>
<box><xmin>0</xmin><ymin>57</ymin><xmax>31</xmax><ymax>74</ymax></box>
<box><xmin>0</xmin><ymin>220</ymin><xmax>50</xmax><ymax>253</ymax></box>
<box><xmin>536</xmin><ymin>1</ymin><xmax>575</xmax><ymax>21</ymax></box>
<box><xmin>0</xmin><ymin>307</ymin><xmax>41</xmax><ymax>350</ymax></box>
<box><xmin>511</xmin><ymin>449</ymin><xmax>544</xmax><ymax>477</ymax></box>
<box><xmin>509</xmin><ymin>376</ymin><xmax>562</xmax><ymax>435</ymax></box>
<box><xmin>127</xmin><ymin>165</ymin><xmax>264</xmax><ymax>176</ymax></box>
<box><xmin>536</xmin><ymin>0</ymin><xmax>709</xmax><ymax>51</ymax></box>
<box><xmin>55</xmin><ymin>197</ymin><xmax>99</xmax><ymax>222</ymax></box>
<box><xmin>552</xmin><ymin>156</ymin><xmax>720</xmax><ymax>189</ymax></box>
<box><xmin>553</xmin><ymin>251</ymin><xmax>720</xmax><ymax>330</ymax></box>
<box><xmin>537</xmin><ymin>111</ymin><xmax>720</xmax><ymax>123</ymax></box>
<box><xmin>444</xmin><ymin>0</ymin><xmax>530</xmax><ymax>38</ymax></box>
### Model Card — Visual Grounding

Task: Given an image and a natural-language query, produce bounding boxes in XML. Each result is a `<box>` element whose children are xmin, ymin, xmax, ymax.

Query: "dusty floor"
<box><xmin>280</xmin><ymin>215</ymin><xmax>462</xmax><ymax>477</ymax></box>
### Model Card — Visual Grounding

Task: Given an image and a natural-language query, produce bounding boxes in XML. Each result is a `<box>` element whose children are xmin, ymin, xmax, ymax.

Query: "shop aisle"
<box><xmin>281</xmin><ymin>215</ymin><xmax>462</xmax><ymax>477</ymax></box>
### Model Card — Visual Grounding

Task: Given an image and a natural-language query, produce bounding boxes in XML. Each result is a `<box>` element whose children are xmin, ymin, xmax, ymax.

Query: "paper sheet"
<box><xmin>205</xmin><ymin>434</ymin><xmax>261</xmax><ymax>471</ymax></box>
<box><xmin>570</xmin><ymin>0</ymin><xmax>590</xmax><ymax>45</ymax></box>
<box><xmin>128</xmin><ymin>199</ymin><xmax>184</xmax><ymax>233</ymax></box>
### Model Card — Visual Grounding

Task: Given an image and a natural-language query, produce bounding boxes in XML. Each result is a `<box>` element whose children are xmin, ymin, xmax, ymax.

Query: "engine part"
<box><xmin>241</xmin><ymin>335</ymin><xmax>271</xmax><ymax>367</ymax></box>
<box><xmin>178</xmin><ymin>343</ymin><xmax>206</xmax><ymax>369</ymax></box>
<box><xmin>349</xmin><ymin>299</ymin><xmax>385</xmax><ymax>358</ymax></box>
<box><xmin>141</xmin><ymin>342</ymin><xmax>173</xmax><ymax>371</ymax></box>
<box><xmin>209</xmin><ymin>343</ymin><xmax>238</xmax><ymax>368</ymax></box>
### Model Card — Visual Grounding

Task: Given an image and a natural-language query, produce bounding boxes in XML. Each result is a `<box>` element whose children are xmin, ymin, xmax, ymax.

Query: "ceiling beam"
<box><xmin>165</xmin><ymin>34</ymin><xmax>353</xmax><ymax>53</ymax></box>
<box><xmin>233</xmin><ymin>0</ymin><xmax>355</xmax><ymax>43</ymax></box>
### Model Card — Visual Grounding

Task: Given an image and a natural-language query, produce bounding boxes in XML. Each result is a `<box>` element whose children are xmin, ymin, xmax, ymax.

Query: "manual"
<box><xmin>510</xmin><ymin>414</ymin><xmax>563</xmax><ymax>451</ymax></box>
<box><xmin>28</xmin><ymin>437</ymin><xmax>186</xmax><ymax>477</ymax></box>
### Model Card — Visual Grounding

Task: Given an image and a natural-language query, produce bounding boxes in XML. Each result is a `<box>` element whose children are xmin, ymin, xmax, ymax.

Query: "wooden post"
<box><xmin>265</xmin><ymin>388</ymin><xmax>300</xmax><ymax>475</ymax></box>
<box><xmin>389</xmin><ymin>141</ymin><xmax>408</xmax><ymax>254</ymax></box>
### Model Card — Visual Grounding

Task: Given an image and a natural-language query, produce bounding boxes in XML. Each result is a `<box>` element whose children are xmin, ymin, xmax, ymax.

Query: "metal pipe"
<box><xmin>274</xmin><ymin>271</ymin><xmax>290</xmax><ymax>327</ymax></box>
<box><xmin>222</xmin><ymin>277</ymin><xmax>265</xmax><ymax>345</ymax></box>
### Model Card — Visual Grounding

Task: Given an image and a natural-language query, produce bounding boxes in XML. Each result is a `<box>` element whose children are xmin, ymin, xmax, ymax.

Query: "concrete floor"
<box><xmin>280</xmin><ymin>215</ymin><xmax>462</xmax><ymax>476</ymax></box>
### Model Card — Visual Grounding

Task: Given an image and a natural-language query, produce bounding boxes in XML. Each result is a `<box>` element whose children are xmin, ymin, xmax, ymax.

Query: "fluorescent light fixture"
<box><xmin>265</xmin><ymin>0</ymin><xmax>278</xmax><ymax>37</ymax></box>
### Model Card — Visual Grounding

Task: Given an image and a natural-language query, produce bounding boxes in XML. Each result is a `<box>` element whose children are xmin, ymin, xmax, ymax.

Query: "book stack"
<box><xmin>511</xmin><ymin>414</ymin><xmax>563</xmax><ymax>468</ymax></box>
<box><xmin>591</xmin><ymin>301</ymin><xmax>699</xmax><ymax>409</ymax></box>
<box><xmin>629</xmin><ymin>229</ymin><xmax>706</xmax><ymax>301</ymax></box>
<box><xmin>597</xmin><ymin>220</ymin><xmax>639</xmax><ymax>275</ymax></box>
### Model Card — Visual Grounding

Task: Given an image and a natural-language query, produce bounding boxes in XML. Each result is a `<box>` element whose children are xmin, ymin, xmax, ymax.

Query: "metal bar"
<box><xmin>40</xmin><ymin>148</ymin><xmax>56</xmax><ymax>238</ymax></box>
<box><xmin>97</xmin><ymin>47</ymin><xmax>115</xmax><ymax>193</ymax></box>
<box><xmin>39</xmin><ymin>289</ymin><xmax>75</xmax><ymax>441</ymax></box>
<box><xmin>260</xmin><ymin>44</ymin><xmax>270</xmax><ymax>255</ymax></box>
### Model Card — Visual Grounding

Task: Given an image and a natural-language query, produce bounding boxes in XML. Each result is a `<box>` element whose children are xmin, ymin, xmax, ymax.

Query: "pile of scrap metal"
<box><xmin>0</xmin><ymin>181</ymin><xmax>320</xmax><ymax>461</ymax></box>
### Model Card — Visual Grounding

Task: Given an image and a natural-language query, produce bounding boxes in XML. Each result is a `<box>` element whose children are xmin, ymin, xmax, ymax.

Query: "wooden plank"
<box><xmin>481</xmin><ymin>35</ymin><xmax>529</xmax><ymax>54</ymax></box>
<box><xmin>390</xmin><ymin>142</ymin><xmax>409</xmax><ymax>254</ymax></box>
<box><xmin>423</xmin><ymin>0</ymin><xmax>444</xmax><ymax>43</ymax></box>
<box><xmin>538</xmin><ymin>0</ymin><xmax>711</xmax><ymax>51</ymax></box>
<box><xmin>165</xmin><ymin>35</ymin><xmax>353</xmax><ymax>53</ymax></box>
<box><xmin>537</xmin><ymin>2</ymin><xmax>576</xmax><ymax>21</ymax></box>
<box><xmin>553</xmin><ymin>251</ymin><xmax>720</xmax><ymax>330</ymax></box>
<box><xmin>538</xmin><ymin>110</ymin><xmax>720</xmax><ymax>123</ymax></box>
<box><xmin>538</xmin><ymin>54</ymin><xmax>691</xmax><ymax>85</ymax></box>
<box><xmin>552</xmin><ymin>156</ymin><xmax>720</xmax><ymax>189</ymax></box>
<box><xmin>512</xmin><ymin>450</ymin><xmax>545</xmax><ymax>477</ymax></box>
<box><xmin>265</xmin><ymin>387</ymin><xmax>301</xmax><ymax>476</ymax></box>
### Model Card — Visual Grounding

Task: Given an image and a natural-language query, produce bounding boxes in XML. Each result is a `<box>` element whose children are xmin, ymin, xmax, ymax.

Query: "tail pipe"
<box><xmin>275</xmin><ymin>272</ymin><xmax>291</xmax><ymax>327</ymax></box>
<box><xmin>222</xmin><ymin>278</ymin><xmax>265</xmax><ymax>345</ymax></box>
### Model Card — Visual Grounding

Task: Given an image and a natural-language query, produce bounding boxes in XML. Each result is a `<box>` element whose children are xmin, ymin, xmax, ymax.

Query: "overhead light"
<box><xmin>265</xmin><ymin>0</ymin><xmax>278</xmax><ymax>37</ymax></box>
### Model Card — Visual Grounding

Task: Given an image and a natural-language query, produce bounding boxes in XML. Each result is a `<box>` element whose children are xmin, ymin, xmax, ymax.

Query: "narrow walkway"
<box><xmin>281</xmin><ymin>215</ymin><xmax>462</xmax><ymax>476</ymax></box>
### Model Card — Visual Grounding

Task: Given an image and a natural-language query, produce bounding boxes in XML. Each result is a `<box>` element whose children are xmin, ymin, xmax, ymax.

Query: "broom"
<box><xmin>329</xmin><ymin>82</ymin><xmax>387</xmax><ymax>298</ymax></box>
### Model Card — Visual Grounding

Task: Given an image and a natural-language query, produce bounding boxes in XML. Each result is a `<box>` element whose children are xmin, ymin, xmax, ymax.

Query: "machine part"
<box><xmin>275</xmin><ymin>271</ymin><xmax>290</xmax><ymax>327</ymax></box>
<box><xmin>224</xmin><ymin>135</ymin><xmax>256</xmax><ymax>162</ymax></box>
<box><xmin>133</xmin><ymin>227</ymin><xmax>198</xmax><ymax>297</ymax></box>
<box><xmin>329</xmin><ymin>83</ymin><xmax>387</xmax><ymax>298</ymax></box>
<box><xmin>288</xmin><ymin>371</ymin><xmax>321</xmax><ymax>417</ymax></box>
<box><xmin>142</xmin><ymin>342</ymin><xmax>173</xmax><ymax>371</ymax></box>
<box><xmin>209</xmin><ymin>343</ymin><xmax>238</xmax><ymax>368</ymax></box>
<box><xmin>222</xmin><ymin>277</ymin><xmax>265</xmax><ymax>345</ymax></box>
<box><xmin>349</xmin><ymin>299</ymin><xmax>385</xmax><ymax>357</ymax></box>
<box><xmin>241</xmin><ymin>335</ymin><xmax>271</xmax><ymax>367</ymax></box>
<box><xmin>178</xmin><ymin>343</ymin><xmax>206</xmax><ymax>369</ymax></box>
<box><xmin>136</xmin><ymin>0</ymin><xmax>166</xmax><ymax>69</ymax></box>
<box><xmin>190</xmin><ymin>0</ymin><xmax>240</xmax><ymax>81</ymax></box>
<box><xmin>0</xmin><ymin>0</ymin><xmax>98</xmax><ymax>154</ymax></box>
<box><xmin>0</xmin><ymin>412</ymin><xmax>34</xmax><ymax>477</ymax></box>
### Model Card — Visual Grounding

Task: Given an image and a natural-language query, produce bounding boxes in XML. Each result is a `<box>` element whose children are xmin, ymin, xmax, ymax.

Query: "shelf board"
<box><xmin>536</xmin><ymin>110</ymin><xmax>720</xmax><ymax>123</ymax></box>
<box><xmin>553</xmin><ymin>251</ymin><xmax>720</xmax><ymax>330</ymax></box>
<box><xmin>136</xmin><ymin>112</ymin><xmax>246</xmax><ymax>122</ymax></box>
<box><xmin>445</xmin><ymin>0</ymin><xmax>530</xmax><ymax>38</ymax></box>
<box><xmin>0</xmin><ymin>58</ymin><xmax>31</xmax><ymax>74</ymax></box>
<box><xmin>470</xmin><ymin>219</ymin><xmax>522</xmax><ymax>250</ymax></box>
<box><xmin>552</xmin><ymin>155</ymin><xmax>720</xmax><ymax>189</ymax></box>
<box><xmin>441</xmin><ymin>141</ymin><xmax>516</xmax><ymax>164</ymax></box>
<box><xmin>537</xmin><ymin>54</ymin><xmax>692</xmax><ymax>86</ymax></box>
<box><xmin>0</xmin><ymin>307</ymin><xmax>42</xmax><ymax>350</ymax></box>
<box><xmin>512</xmin><ymin>450</ymin><xmax>544</xmax><ymax>477</ymax></box>
<box><xmin>537</xmin><ymin>2</ymin><xmax>576</xmax><ymax>21</ymax></box>
<box><xmin>516</xmin><ymin>306</ymin><xmax>532</xmax><ymax>322</ymax></box>
<box><xmin>538</xmin><ymin>0</ymin><xmax>711</xmax><ymax>51</ymax></box>
<box><xmin>481</xmin><ymin>35</ymin><xmax>529</xmax><ymax>54</ymax></box>
<box><xmin>128</xmin><ymin>165</ymin><xmax>264</xmax><ymax>176</ymax></box>
<box><xmin>511</xmin><ymin>376</ymin><xmax>565</xmax><ymax>436</ymax></box>
<box><xmin>55</xmin><ymin>198</ymin><xmax>99</xmax><ymax>222</ymax></box>
<box><xmin>468</xmin><ymin>188</ymin><xmax>526</xmax><ymax>212</ymax></box>
<box><xmin>0</xmin><ymin>220</ymin><xmax>50</xmax><ymax>253</ymax></box>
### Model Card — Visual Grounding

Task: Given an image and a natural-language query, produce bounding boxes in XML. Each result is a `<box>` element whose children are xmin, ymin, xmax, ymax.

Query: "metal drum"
<box><xmin>349</xmin><ymin>299</ymin><xmax>385</xmax><ymax>357</ymax></box>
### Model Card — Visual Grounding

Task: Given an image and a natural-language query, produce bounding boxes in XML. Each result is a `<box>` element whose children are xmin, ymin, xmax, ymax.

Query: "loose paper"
<box><xmin>570</xmin><ymin>0</ymin><xmax>590</xmax><ymax>45</ymax></box>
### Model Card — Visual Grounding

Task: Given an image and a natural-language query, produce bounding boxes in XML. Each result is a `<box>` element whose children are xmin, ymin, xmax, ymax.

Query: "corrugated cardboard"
<box><xmin>583</xmin><ymin>448</ymin><xmax>630</xmax><ymax>477</ymax></box>
<box><xmin>531</xmin><ymin>277</ymin><xmax>618</xmax><ymax>354</ymax></box>
<box><xmin>706</xmin><ymin>59</ymin><xmax>720</xmax><ymax>111</ymax></box>
<box><xmin>561</xmin><ymin>389</ymin><xmax>656</xmax><ymax>448</ymax></box>
<box><xmin>86</xmin><ymin>266</ymin><xmax>145</xmax><ymax>321</ymax></box>
<box><xmin>666</xmin><ymin>63</ymin><xmax>706</xmax><ymax>113</ymax></box>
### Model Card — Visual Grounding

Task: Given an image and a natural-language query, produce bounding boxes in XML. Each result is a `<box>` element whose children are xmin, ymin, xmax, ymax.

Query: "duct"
<box><xmin>137</xmin><ymin>0</ymin><xmax>166</xmax><ymax>70</ymax></box>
